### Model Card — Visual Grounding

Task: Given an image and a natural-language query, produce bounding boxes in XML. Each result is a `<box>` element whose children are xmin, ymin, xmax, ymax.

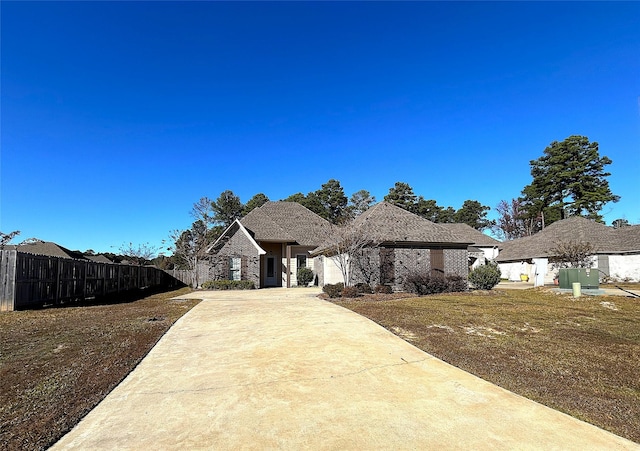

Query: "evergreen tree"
<box><xmin>384</xmin><ymin>182</ymin><xmax>417</xmax><ymax>212</ymax></box>
<box><xmin>211</xmin><ymin>190</ymin><xmax>243</xmax><ymax>227</ymax></box>
<box><xmin>413</xmin><ymin>197</ymin><xmax>443</xmax><ymax>222</ymax></box>
<box><xmin>283</xmin><ymin>192</ymin><xmax>306</xmax><ymax>204</ymax></box>
<box><xmin>284</xmin><ymin>180</ymin><xmax>348</xmax><ymax>224</ymax></box>
<box><xmin>521</xmin><ymin>135</ymin><xmax>619</xmax><ymax>225</ymax></box>
<box><xmin>314</xmin><ymin>179</ymin><xmax>348</xmax><ymax>224</ymax></box>
<box><xmin>243</xmin><ymin>193</ymin><xmax>269</xmax><ymax>215</ymax></box>
<box><xmin>454</xmin><ymin>200</ymin><xmax>493</xmax><ymax>230</ymax></box>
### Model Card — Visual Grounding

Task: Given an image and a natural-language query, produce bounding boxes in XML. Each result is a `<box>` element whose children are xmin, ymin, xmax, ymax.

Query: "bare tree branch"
<box><xmin>324</xmin><ymin>222</ymin><xmax>374</xmax><ymax>286</ymax></box>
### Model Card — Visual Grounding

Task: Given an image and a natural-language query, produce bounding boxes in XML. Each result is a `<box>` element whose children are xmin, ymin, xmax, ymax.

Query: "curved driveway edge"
<box><xmin>52</xmin><ymin>288</ymin><xmax>638</xmax><ymax>450</ymax></box>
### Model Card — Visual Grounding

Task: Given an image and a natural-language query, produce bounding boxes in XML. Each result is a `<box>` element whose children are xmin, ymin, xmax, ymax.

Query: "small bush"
<box><xmin>468</xmin><ymin>262</ymin><xmax>501</xmax><ymax>290</ymax></box>
<box><xmin>403</xmin><ymin>272</ymin><xmax>468</xmax><ymax>295</ymax></box>
<box><xmin>322</xmin><ymin>283</ymin><xmax>344</xmax><ymax>298</ymax></box>
<box><xmin>341</xmin><ymin>286</ymin><xmax>359</xmax><ymax>298</ymax></box>
<box><xmin>355</xmin><ymin>283</ymin><xmax>373</xmax><ymax>294</ymax></box>
<box><xmin>201</xmin><ymin>280</ymin><xmax>255</xmax><ymax>290</ymax></box>
<box><xmin>446</xmin><ymin>274</ymin><xmax>469</xmax><ymax>292</ymax></box>
<box><xmin>374</xmin><ymin>284</ymin><xmax>393</xmax><ymax>294</ymax></box>
<box><xmin>297</xmin><ymin>267</ymin><xmax>314</xmax><ymax>286</ymax></box>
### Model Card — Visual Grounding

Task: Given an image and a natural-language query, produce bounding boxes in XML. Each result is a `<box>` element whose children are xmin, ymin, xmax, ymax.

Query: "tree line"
<box><xmin>161</xmin><ymin>134</ymin><xmax>623</xmax><ymax>271</ymax></box>
<box><xmin>164</xmin><ymin>181</ymin><xmax>494</xmax><ymax>271</ymax></box>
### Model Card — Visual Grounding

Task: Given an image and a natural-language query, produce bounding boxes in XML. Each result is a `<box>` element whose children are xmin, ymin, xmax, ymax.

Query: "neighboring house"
<box><xmin>207</xmin><ymin>201</ymin><xmax>332</xmax><ymax>288</ymax></box>
<box><xmin>496</xmin><ymin>216</ymin><xmax>640</xmax><ymax>284</ymax></box>
<box><xmin>609</xmin><ymin>225</ymin><xmax>640</xmax><ymax>282</ymax></box>
<box><xmin>440</xmin><ymin>223</ymin><xmax>500</xmax><ymax>270</ymax></box>
<box><xmin>6</xmin><ymin>240</ymin><xmax>88</xmax><ymax>260</ymax></box>
<box><xmin>86</xmin><ymin>254</ymin><xmax>114</xmax><ymax>264</ymax></box>
<box><xmin>6</xmin><ymin>241</ymin><xmax>114</xmax><ymax>264</ymax></box>
<box><xmin>312</xmin><ymin>202</ymin><xmax>472</xmax><ymax>291</ymax></box>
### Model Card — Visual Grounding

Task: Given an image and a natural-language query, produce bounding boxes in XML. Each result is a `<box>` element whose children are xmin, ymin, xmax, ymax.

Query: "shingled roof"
<box><xmin>441</xmin><ymin>223</ymin><xmax>500</xmax><ymax>247</ymax></box>
<box><xmin>346</xmin><ymin>202</ymin><xmax>471</xmax><ymax>246</ymax></box>
<box><xmin>87</xmin><ymin>254</ymin><xmax>113</xmax><ymax>263</ymax></box>
<box><xmin>496</xmin><ymin>216</ymin><xmax>624</xmax><ymax>262</ymax></box>
<box><xmin>7</xmin><ymin>241</ymin><xmax>88</xmax><ymax>260</ymax></box>
<box><xmin>613</xmin><ymin>225</ymin><xmax>640</xmax><ymax>253</ymax></box>
<box><xmin>240</xmin><ymin>201</ymin><xmax>332</xmax><ymax>247</ymax></box>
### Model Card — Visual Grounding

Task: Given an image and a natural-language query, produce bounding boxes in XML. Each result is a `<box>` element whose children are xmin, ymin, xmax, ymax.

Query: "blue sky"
<box><xmin>2</xmin><ymin>1</ymin><xmax>639</xmax><ymax>254</ymax></box>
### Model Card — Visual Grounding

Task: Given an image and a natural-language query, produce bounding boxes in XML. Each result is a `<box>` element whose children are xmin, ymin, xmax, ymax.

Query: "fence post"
<box><xmin>0</xmin><ymin>250</ymin><xmax>18</xmax><ymax>311</ymax></box>
<box><xmin>55</xmin><ymin>257</ymin><xmax>61</xmax><ymax>305</ymax></box>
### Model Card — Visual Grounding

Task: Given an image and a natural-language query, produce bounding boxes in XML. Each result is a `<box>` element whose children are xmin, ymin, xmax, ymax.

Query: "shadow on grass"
<box><xmin>26</xmin><ymin>283</ymin><xmax>189</xmax><ymax>311</ymax></box>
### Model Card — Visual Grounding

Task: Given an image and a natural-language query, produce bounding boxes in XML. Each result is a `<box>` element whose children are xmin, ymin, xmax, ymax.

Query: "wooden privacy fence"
<box><xmin>165</xmin><ymin>262</ymin><xmax>210</xmax><ymax>288</ymax></box>
<box><xmin>0</xmin><ymin>250</ymin><xmax>184</xmax><ymax>311</ymax></box>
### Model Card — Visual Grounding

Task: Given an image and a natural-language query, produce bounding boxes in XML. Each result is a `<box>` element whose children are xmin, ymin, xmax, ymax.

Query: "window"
<box><xmin>229</xmin><ymin>257</ymin><xmax>241</xmax><ymax>281</ymax></box>
<box><xmin>296</xmin><ymin>254</ymin><xmax>307</xmax><ymax>270</ymax></box>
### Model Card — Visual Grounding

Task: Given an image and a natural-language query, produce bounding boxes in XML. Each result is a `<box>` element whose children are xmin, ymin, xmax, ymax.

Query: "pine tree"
<box><xmin>521</xmin><ymin>135</ymin><xmax>619</xmax><ymax>225</ymax></box>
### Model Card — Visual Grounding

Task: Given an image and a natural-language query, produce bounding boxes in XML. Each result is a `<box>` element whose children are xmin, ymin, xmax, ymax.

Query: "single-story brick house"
<box><xmin>312</xmin><ymin>202</ymin><xmax>472</xmax><ymax>291</ymax></box>
<box><xmin>496</xmin><ymin>216</ymin><xmax>640</xmax><ymax>285</ymax></box>
<box><xmin>207</xmin><ymin>201</ymin><xmax>474</xmax><ymax>290</ymax></box>
<box><xmin>206</xmin><ymin>201</ymin><xmax>332</xmax><ymax>288</ymax></box>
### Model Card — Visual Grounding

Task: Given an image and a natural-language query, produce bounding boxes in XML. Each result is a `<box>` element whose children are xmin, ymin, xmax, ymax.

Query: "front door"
<box><xmin>265</xmin><ymin>256</ymin><xmax>277</xmax><ymax>287</ymax></box>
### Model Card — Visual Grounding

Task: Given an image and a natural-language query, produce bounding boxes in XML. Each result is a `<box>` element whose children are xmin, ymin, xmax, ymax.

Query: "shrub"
<box><xmin>549</xmin><ymin>240</ymin><xmax>595</xmax><ymax>269</ymax></box>
<box><xmin>446</xmin><ymin>274</ymin><xmax>469</xmax><ymax>292</ymax></box>
<box><xmin>355</xmin><ymin>283</ymin><xmax>373</xmax><ymax>294</ymax></box>
<box><xmin>201</xmin><ymin>280</ymin><xmax>255</xmax><ymax>290</ymax></box>
<box><xmin>297</xmin><ymin>267</ymin><xmax>314</xmax><ymax>286</ymax></box>
<box><xmin>341</xmin><ymin>286</ymin><xmax>359</xmax><ymax>298</ymax></box>
<box><xmin>322</xmin><ymin>283</ymin><xmax>344</xmax><ymax>298</ymax></box>
<box><xmin>468</xmin><ymin>262</ymin><xmax>502</xmax><ymax>290</ymax></box>
<box><xmin>403</xmin><ymin>271</ymin><xmax>468</xmax><ymax>295</ymax></box>
<box><xmin>374</xmin><ymin>284</ymin><xmax>393</xmax><ymax>294</ymax></box>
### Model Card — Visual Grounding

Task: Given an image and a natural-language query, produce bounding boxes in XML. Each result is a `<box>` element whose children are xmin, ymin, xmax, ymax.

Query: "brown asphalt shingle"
<box><xmin>440</xmin><ymin>223</ymin><xmax>500</xmax><ymax>247</ymax></box>
<box><xmin>347</xmin><ymin>202</ymin><xmax>470</xmax><ymax>245</ymax></box>
<box><xmin>496</xmin><ymin>216</ymin><xmax>636</xmax><ymax>261</ymax></box>
<box><xmin>7</xmin><ymin>241</ymin><xmax>87</xmax><ymax>260</ymax></box>
<box><xmin>613</xmin><ymin>225</ymin><xmax>640</xmax><ymax>252</ymax></box>
<box><xmin>240</xmin><ymin>201</ymin><xmax>332</xmax><ymax>247</ymax></box>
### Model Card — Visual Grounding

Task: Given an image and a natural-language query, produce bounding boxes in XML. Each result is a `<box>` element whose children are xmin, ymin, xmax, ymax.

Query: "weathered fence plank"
<box><xmin>1</xmin><ymin>250</ymin><xmax>18</xmax><ymax>311</ymax></box>
<box><xmin>0</xmin><ymin>251</ymin><xmax>184</xmax><ymax>311</ymax></box>
<box><xmin>165</xmin><ymin>262</ymin><xmax>210</xmax><ymax>287</ymax></box>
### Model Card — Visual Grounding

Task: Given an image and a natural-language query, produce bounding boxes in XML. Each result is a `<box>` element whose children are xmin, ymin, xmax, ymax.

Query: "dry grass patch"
<box><xmin>335</xmin><ymin>288</ymin><xmax>640</xmax><ymax>443</ymax></box>
<box><xmin>0</xmin><ymin>287</ymin><xmax>199</xmax><ymax>451</ymax></box>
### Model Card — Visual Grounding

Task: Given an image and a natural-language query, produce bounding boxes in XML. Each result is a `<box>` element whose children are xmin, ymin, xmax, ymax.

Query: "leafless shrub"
<box><xmin>549</xmin><ymin>240</ymin><xmax>595</xmax><ymax>269</ymax></box>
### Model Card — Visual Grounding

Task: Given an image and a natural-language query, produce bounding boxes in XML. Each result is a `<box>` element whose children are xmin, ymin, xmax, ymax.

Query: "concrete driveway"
<box><xmin>52</xmin><ymin>288</ymin><xmax>638</xmax><ymax>450</ymax></box>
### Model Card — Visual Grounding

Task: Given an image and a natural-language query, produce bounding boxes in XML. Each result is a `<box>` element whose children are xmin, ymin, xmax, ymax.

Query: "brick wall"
<box><xmin>350</xmin><ymin>248</ymin><xmax>381</xmax><ymax>287</ymax></box>
<box><xmin>209</xmin><ymin>230</ymin><xmax>261</xmax><ymax>288</ymax></box>
<box><xmin>444</xmin><ymin>248</ymin><xmax>469</xmax><ymax>278</ymax></box>
<box><xmin>393</xmin><ymin>248</ymin><xmax>431</xmax><ymax>291</ymax></box>
<box><xmin>347</xmin><ymin>246</ymin><xmax>468</xmax><ymax>292</ymax></box>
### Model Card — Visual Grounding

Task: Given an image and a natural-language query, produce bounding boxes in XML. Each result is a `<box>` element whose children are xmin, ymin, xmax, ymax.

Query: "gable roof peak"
<box><xmin>240</xmin><ymin>201</ymin><xmax>331</xmax><ymax>246</ymax></box>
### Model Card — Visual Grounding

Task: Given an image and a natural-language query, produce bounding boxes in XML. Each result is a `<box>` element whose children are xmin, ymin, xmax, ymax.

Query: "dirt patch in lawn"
<box><xmin>335</xmin><ymin>288</ymin><xmax>640</xmax><ymax>443</ymax></box>
<box><xmin>0</xmin><ymin>287</ymin><xmax>199</xmax><ymax>451</ymax></box>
